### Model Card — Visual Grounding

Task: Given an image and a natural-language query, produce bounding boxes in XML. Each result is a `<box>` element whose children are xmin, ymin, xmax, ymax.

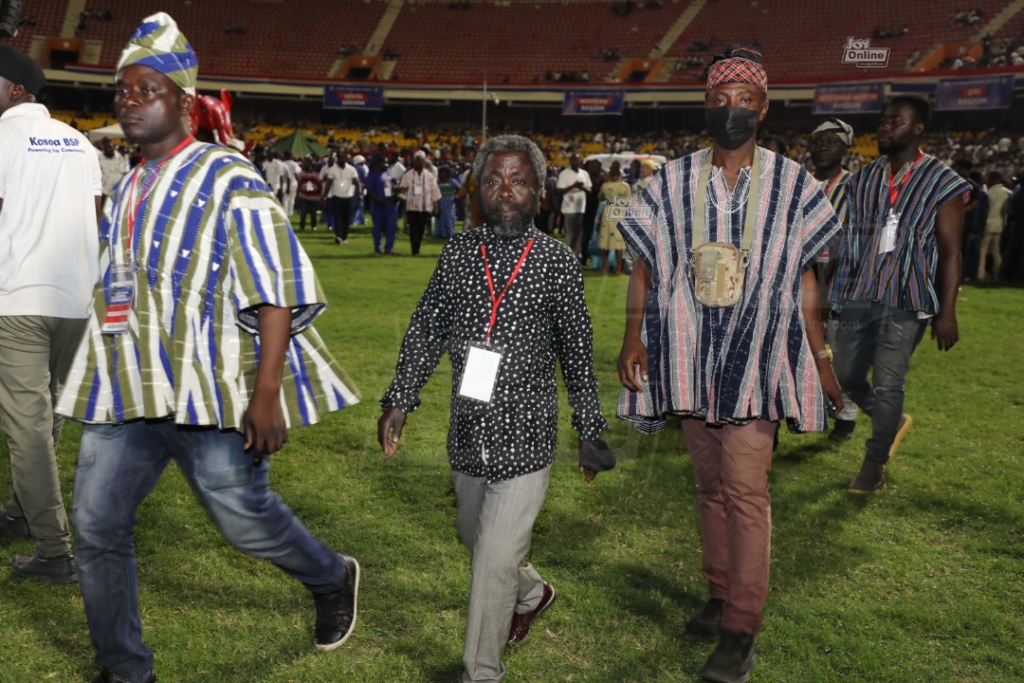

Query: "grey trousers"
<box><xmin>831</xmin><ymin>301</ymin><xmax>928</xmax><ymax>464</ymax></box>
<box><xmin>0</xmin><ymin>315</ymin><xmax>88</xmax><ymax>556</ymax></box>
<box><xmin>563</xmin><ymin>213</ymin><xmax>585</xmax><ymax>258</ymax></box>
<box><xmin>452</xmin><ymin>466</ymin><xmax>550</xmax><ymax>683</ymax></box>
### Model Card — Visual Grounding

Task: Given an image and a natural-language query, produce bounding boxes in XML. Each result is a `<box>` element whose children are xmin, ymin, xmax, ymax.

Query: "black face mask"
<box><xmin>705</xmin><ymin>106</ymin><xmax>759</xmax><ymax>150</ymax></box>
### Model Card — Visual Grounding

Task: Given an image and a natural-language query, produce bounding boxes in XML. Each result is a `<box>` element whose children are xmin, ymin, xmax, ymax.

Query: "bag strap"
<box><xmin>692</xmin><ymin>146</ymin><xmax>762</xmax><ymax>256</ymax></box>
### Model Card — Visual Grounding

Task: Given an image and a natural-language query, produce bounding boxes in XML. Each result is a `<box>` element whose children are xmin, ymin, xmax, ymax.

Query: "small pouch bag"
<box><xmin>689</xmin><ymin>148</ymin><xmax>761</xmax><ymax>309</ymax></box>
<box><xmin>690</xmin><ymin>241</ymin><xmax>748</xmax><ymax>308</ymax></box>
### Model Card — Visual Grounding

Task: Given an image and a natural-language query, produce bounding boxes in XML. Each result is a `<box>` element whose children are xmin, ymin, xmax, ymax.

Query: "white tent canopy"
<box><xmin>87</xmin><ymin>123</ymin><xmax>124</xmax><ymax>141</ymax></box>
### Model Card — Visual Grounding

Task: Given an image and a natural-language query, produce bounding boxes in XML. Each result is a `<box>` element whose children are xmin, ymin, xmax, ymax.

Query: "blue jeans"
<box><xmin>73</xmin><ymin>420</ymin><xmax>345</xmax><ymax>682</ymax></box>
<box><xmin>831</xmin><ymin>301</ymin><xmax>928</xmax><ymax>464</ymax></box>
<box><xmin>370</xmin><ymin>204</ymin><xmax>398</xmax><ymax>253</ymax></box>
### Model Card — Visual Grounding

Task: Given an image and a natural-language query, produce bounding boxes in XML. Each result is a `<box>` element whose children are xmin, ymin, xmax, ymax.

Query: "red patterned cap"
<box><xmin>705</xmin><ymin>46</ymin><xmax>768</xmax><ymax>94</ymax></box>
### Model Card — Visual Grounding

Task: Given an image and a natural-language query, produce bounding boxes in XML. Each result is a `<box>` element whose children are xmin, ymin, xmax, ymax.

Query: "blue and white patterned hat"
<box><xmin>117</xmin><ymin>12</ymin><xmax>198</xmax><ymax>96</ymax></box>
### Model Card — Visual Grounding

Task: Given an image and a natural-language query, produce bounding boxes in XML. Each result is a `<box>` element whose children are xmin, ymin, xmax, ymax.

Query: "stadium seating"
<box><xmin>4</xmin><ymin>0</ymin><xmax>1022</xmax><ymax>84</ymax></box>
<box><xmin>666</xmin><ymin>0</ymin><xmax>1003</xmax><ymax>82</ymax></box>
<box><xmin>381</xmin><ymin>0</ymin><xmax>680</xmax><ymax>84</ymax></box>
<box><xmin>77</xmin><ymin>0</ymin><xmax>386</xmax><ymax>79</ymax></box>
<box><xmin>4</xmin><ymin>0</ymin><xmax>68</xmax><ymax>53</ymax></box>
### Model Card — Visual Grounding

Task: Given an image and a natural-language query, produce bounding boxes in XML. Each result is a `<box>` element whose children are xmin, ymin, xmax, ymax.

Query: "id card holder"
<box><xmin>384</xmin><ymin>183</ymin><xmax>393</xmax><ymax>198</ymax></box>
<box><xmin>457</xmin><ymin>341</ymin><xmax>505</xmax><ymax>405</ymax></box>
<box><xmin>413</xmin><ymin>184</ymin><xmax>423</xmax><ymax>196</ymax></box>
<box><xmin>100</xmin><ymin>263</ymin><xmax>136</xmax><ymax>335</ymax></box>
<box><xmin>878</xmin><ymin>210</ymin><xmax>899</xmax><ymax>255</ymax></box>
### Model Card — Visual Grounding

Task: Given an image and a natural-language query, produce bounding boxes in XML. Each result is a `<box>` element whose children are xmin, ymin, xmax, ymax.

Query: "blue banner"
<box><xmin>812</xmin><ymin>83</ymin><xmax>884</xmax><ymax>115</ymax></box>
<box><xmin>562</xmin><ymin>90</ymin><xmax>625</xmax><ymax>116</ymax></box>
<box><xmin>323</xmin><ymin>85</ymin><xmax>384</xmax><ymax>110</ymax></box>
<box><xmin>935</xmin><ymin>75</ymin><xmax>1014</xmax><ymax>111</ymax></box>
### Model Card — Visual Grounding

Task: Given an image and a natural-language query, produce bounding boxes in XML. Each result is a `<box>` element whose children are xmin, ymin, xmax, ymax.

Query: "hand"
<box><xmin>578</xmin><ymin>438</ymin><xmax>616</xmax><ymax>482</ymax></box>
<box><xmin>931</xmin><ymin>310</ymin><xmax>959</xmax><ymax>351</ymax></box>
<box><xmin>243</xmin><ymin>390</ymin><xmax>288</xmax><ymax>465</ymax></box>
<box><xmin>617</xmin><ymin>335</ymin><xmax>648</xmax><ymax>392</ymax></box>
<box><xmin>815</xmin><ymin>359</ymin><xmax>844</xmax><ymax>415</ymax></box>
<box><xmin>377</xmin><ymin>408</ymin><xmax>407</xmax><ymax>456</ymax></box>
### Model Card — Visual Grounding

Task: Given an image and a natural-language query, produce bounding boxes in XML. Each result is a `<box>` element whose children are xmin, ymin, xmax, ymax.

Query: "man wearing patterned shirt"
<box><xmin>378</xmin><ymin>135</ymin><xmax>614</xmax><ymax>683</ymax></box>
<box><xmin>617</xmin><ymin>46</ymin><xmax>842</xmax><ymax>683</ymax></box>
<box><xmin>830</xmin><ymin>95</ymin><xmax>968</xmax><ymax>495</ymax></box>
<box><xmin>809</xmin><ymin>117</ymin><xmax>860</xmax><ymax>442</ymax></box>
<box><xmin>55</xmin><ymin>15</ymin><xmax>361</xmax><ymax>683</ymax></box>
<box><xmin>398</xmin><ymin>150</ymin><xmax>441</xmax><ymax>256</ymax></box>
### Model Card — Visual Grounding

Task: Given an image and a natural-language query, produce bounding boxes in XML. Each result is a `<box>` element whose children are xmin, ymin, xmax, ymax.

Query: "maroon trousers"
<box><xmin>682</xmin><ymin>418</ymin><xmax>775</xmax><ymax>635</ymax></box>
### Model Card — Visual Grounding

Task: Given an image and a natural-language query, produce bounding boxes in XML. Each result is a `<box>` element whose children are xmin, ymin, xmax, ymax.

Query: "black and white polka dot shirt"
<box><xmin>381</xmin><ymin>225</ymin><xmax>608</xmax><ymax>482</ymax></box>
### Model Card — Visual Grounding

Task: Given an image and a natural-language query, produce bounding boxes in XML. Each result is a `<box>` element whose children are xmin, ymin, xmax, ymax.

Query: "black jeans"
<box><xmin>297</xmin><ymin>198</ymin><xmax>318</xmax><ymax>231</ymax></box>
<box><xmin>406</xmin><ymin>210</ymin><xmax>430</xmax><ymax>255</ymax></box>
<box><xmin>332</xmin><ymin>197</ymin><xmax>354</xmax><ymax>241</ymax></box>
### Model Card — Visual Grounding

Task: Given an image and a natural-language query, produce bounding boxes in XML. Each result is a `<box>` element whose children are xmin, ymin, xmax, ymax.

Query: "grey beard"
<box><xmin>492</xmin><ymin>217</ymin><xmax>532</xmax><ymax>238</ymax></box>
<box><xmin>484</xmin><ymin>203</ymin><xmax>534</xmax><ymax>238</ymax></box>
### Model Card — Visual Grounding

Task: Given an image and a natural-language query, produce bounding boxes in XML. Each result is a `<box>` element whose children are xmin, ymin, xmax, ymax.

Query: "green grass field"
<box><xmin>1</xmin><ymin>219</ymin><xmax>1022</xmax><ymax>683</ymax></box>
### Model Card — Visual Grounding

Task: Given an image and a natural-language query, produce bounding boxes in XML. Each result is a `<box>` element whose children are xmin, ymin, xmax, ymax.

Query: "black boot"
<box><xmin>684</xmin><ymin>598</ymin><xmax>724</xmax><ymax>640</ymax></box>
<box><xmin>701</xmin><ymin>628</ymin><xmax>756</xmax><ymax>683</ymax></box>
<box><xmin>828</xmin><ymin>418</ymin><xmax>856</xmax><ymax>442</ymax></box>
<box><xmin>847</xmin><ymin>459</ymin><xmax>886</xmax><ymax>495</ymax></box>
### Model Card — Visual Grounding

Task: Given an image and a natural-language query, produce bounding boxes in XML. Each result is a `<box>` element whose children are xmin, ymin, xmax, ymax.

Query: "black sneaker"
<box><xmin>11</xmin><ymin>551</ymin><xmax>77</xmax><ymax>584</ymax></box>
<box><xmin>0</xmin><ymin>507</ymin><xmax>31</xmax><ymax>540</ymax></box>
<box><xmin>701</xmin><ymin>628</ymin><xmax>756</xmax><ymax>683</ymax></box>
<box><xmin>313</xmin><ymin>556</ymin><xmax>360</xmax><ymax>651</ymax></box>
<box><xmin>684</xmin><ymin>598</ymin><xmax>724</xmax><ymax>641</ymax></box>
<box><xmin>91</xmin><ymin>668</ymin><xmax>157</xmax><ymax>683</ymax></box>
<box><xmin>847</xmin><ymin>460</ymin><xmax>886</xmax><ymax>495</ymax></box>
<box><xmin>828</xmin><ymin>418</ymin><xmax>856</xmax><ymax>442</ymax></box>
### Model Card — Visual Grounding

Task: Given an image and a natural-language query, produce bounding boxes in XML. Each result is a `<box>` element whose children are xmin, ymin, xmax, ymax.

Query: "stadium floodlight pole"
<box><xmin>482</xmin><ymin>77</ymin><xmax>488</xmax><ymax>143</ymax></box>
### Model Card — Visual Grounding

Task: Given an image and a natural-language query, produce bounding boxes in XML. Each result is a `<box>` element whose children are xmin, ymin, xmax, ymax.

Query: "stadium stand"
<box><xmin>77</xmin><ymin>0</ymin><xmax>386</xmax><ymax>79</ymax></box>
<box><xmin>3</xmin><ymin>0</ymin><xmax>68</xmax><ymax>53</ymax></box>
<box><xmin>666</xmin><ymin>0</ymin><xmax>1004</xmax><ymax>82</ymax></box>
<box><xmin>383</xmin><ymin>0</ymin><xmax>678</xmax><ymax>84</ymax></box>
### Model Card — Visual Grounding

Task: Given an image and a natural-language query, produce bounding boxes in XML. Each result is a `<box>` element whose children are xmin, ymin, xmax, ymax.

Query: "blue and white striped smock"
<box><xmin>57</xmin><ymin>140</ymin><xmax>358</xmax><ymax>428</ymax></box>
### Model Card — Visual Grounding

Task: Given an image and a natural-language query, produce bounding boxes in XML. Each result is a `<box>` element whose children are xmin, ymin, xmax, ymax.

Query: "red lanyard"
<box><xmin>124</xmin><ymin>135</ymin><xmax>194</xmax><ymax>261</ymax></box>
<box><xmin>888</xmin><ymin>150</ymin><xmax>923</xmax><ymax>212</ymax></box>
<box><xmin>824</xmin><ymin>172</ymin><xmax>842</xmax><ymax>197</ymax></box>
<box><xmin>480</xmin><ymin>239</ymin><xmax>534</xmax><ymax>340</ymax></box>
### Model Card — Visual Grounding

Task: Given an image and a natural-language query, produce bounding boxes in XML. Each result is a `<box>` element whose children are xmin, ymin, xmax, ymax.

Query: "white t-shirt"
<box><xmin>324</xmin><ymin>163</ymin><xmax>360</xmax><ymax>198</ymax></box>
<box><xmin>263</xmin><ymin>158</ymin><xmax>289</xmax><ymax>192</ymax></box>
<box><xmin>0</xmin><ymin>103</ymin><xmax>101</xmax><ymax>318</ymax></box>
<box><xmin>557</xmin><ymin>167</ymin><xmax>592</xmax><ymax>214</ymax></box>
<box><xmin>389</xmin><ymin>160</ymin><xmax>406</xmax><ymax>185</ymax></box>
<box><xmin>97</xmin><ymin>149</ymin><xmax>129</xmax><ymax>196</ymax></box>
<box><xmin>284</xmin><ymin>158</ymin><xmax>301</xmax><ymax>193</ymax></box>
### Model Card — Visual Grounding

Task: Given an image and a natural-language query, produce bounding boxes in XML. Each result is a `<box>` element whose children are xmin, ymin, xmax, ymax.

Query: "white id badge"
<box><xmin>384</xmin><ymin>183</ymin><xmax>393</xmax><ymax>198</ymax></box>
<box><xmin>413</xmin><ymin>184</ymin><xmax>423</xmax><ymax>196</ymax></box>
<box><xmin>458</xmin><ymin>342</ymin><xmax>504</xmax><ymax>404</ymax></box>
<box><xmin>878</xmin><ymin>210</ymin><xmax>899</xmax><ymax>255</ymax></box>
<box><xmin>100</xmin><ymin>263</ymin><xmax>136</xmax><ymax>335</ymax></box>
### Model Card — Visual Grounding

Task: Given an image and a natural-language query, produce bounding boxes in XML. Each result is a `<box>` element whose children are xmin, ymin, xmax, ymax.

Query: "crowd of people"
<box><xmin>0</xmin><ymin>14</ymin><xmax>1021</xmax><ymax>683</ymax></box>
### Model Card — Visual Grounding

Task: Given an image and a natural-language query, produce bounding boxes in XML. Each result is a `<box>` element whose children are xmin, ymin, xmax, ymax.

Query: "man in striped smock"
<box><xmin>617</xmin><ymin>46</ymin><xmax>843</xmax><ymax>683</ymax></box>
<box><xmin>829</xmin><ymin>95</ymin><xmax>968</xmax><ymax>495</ymax></box>
<box><xmin>809</xmin><ymin>117</ymin><xmax>861</xmax><ymax>442</ymax></box>
<box><xmin>54</xmin><ymin>14</ymin><xmax>361</xmax><ymax>683</ymax></box>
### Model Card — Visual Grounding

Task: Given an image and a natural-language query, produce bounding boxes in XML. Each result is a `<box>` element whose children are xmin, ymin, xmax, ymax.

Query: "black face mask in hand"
<box><xmin>705</xmin><ymin>105</ymin><xmax>759</xmax><ymax>150</ymax></box>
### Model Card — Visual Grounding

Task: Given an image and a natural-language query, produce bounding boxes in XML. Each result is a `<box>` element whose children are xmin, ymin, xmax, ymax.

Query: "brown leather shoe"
<box><xmin>507</xmin><ymin>581</ymin><xmax>557</xmax><ymax>645</ymax></box>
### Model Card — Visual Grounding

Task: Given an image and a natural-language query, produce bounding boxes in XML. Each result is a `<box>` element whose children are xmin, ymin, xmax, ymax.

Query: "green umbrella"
<box><xmin>272</xmin><ymin>130</ymin><xmax>329</xmax><ymax>157</ymax></box>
